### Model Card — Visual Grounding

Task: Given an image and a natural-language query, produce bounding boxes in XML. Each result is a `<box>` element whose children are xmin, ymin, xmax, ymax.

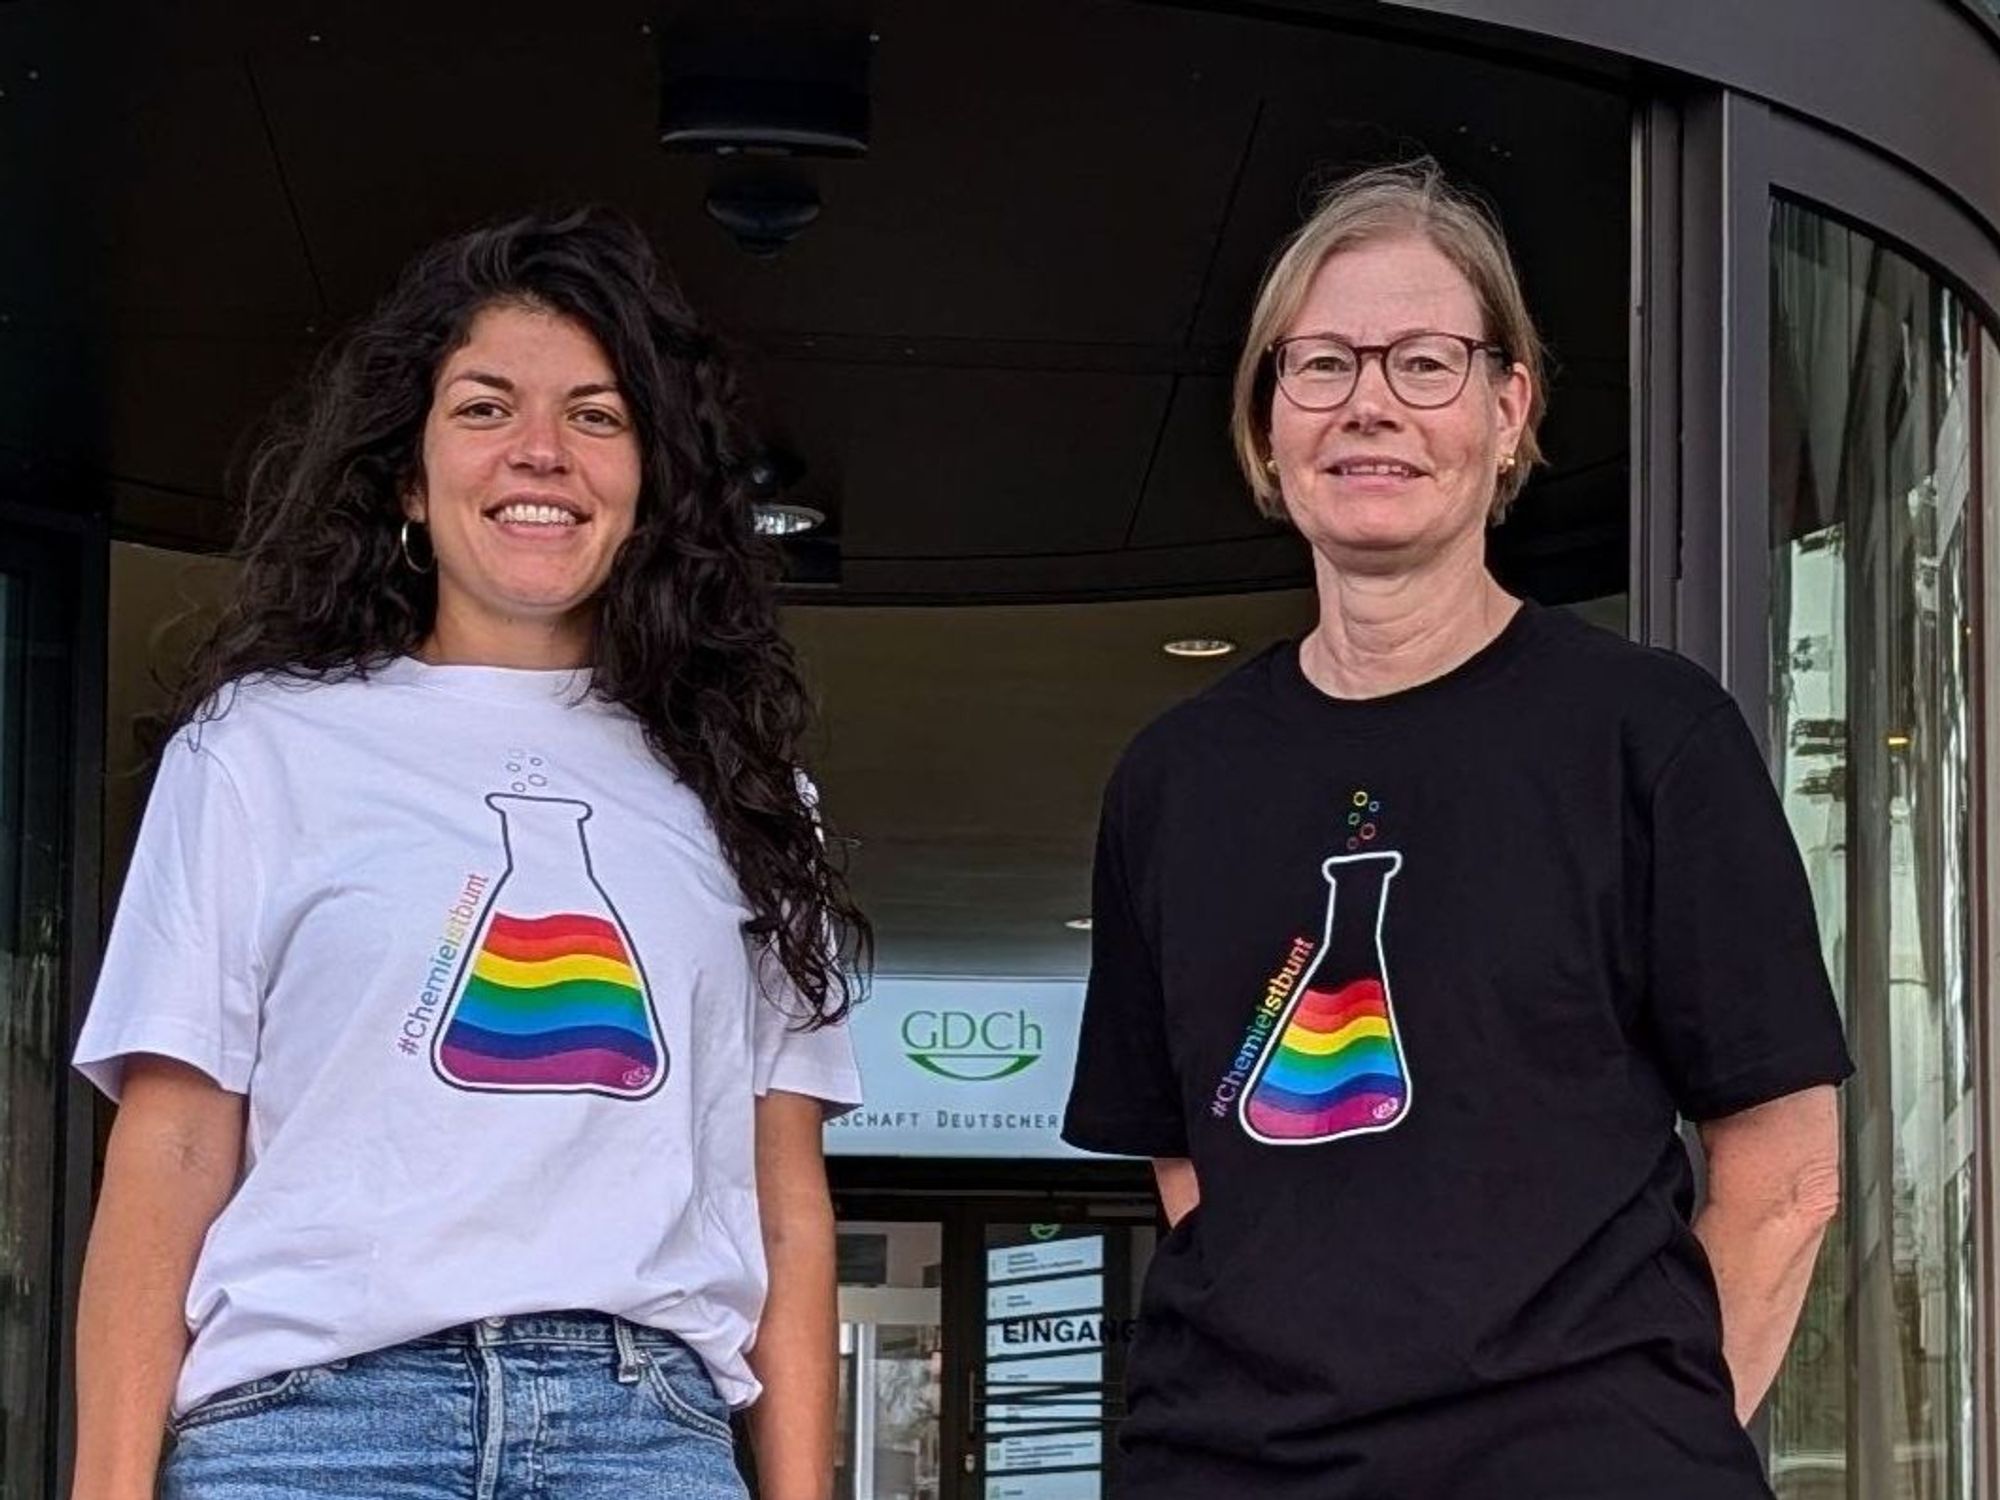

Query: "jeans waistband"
<box><xmin>416</xmin><ymin>1311</ymin><xmax>689</xmax><ymax>1358</ymax></box>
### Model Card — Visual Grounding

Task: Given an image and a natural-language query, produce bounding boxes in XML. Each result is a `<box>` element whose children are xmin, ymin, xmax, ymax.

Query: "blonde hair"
<box><xmin>1230</xmin><ymin>160</ymin><xmax>1548</xmax><ymax>521</ymax></box>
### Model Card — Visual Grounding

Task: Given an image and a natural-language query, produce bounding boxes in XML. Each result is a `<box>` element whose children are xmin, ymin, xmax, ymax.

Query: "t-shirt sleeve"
<box><xmin>750</xmin><ymin>960</ymin><xmax>864</xmax><ymax>1115</ymax></box>
<box><xmin>73</xmin><ymin>732</ymin><xmax>267</xmax><ymax>1102</ymax></box>
<box><xmin>747</xmin><ymin>771</ymin><xmax>863</xmax><ymax>1113</ymax></box>
<box><xmin>1060</xmin><ymin>770</ymin><xmax>1186</xmax><ymax>1158</ymax></box>
<box><xmin>1644</xmin><ymin>700</ymin><xmax>1855</xmax><ymax>1120</ymax></box>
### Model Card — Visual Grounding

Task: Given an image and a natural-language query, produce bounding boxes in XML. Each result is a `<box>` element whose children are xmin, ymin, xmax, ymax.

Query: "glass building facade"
<box><xmin>1768</xmin><ymin>203</ymin><xmax>1995</xmax><ymax>1500</ymax></box>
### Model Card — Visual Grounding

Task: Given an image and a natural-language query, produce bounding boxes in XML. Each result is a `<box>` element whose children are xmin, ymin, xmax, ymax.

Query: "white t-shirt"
<box><xmin>74</xmin><ymin>658</ymin><xmax>862</xmax><ymax>1415</ymax></box>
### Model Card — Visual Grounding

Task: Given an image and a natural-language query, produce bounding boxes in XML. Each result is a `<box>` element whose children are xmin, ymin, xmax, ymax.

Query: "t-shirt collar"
<box><xmin>370</xmin><ymin>655</ymin><xmax>597</xmax><ymax>705</ymax></box>
<box><xmin>1272</xmin><ymin>598</ymin><xmax>1546</xmax><ymax>722</ymax></box>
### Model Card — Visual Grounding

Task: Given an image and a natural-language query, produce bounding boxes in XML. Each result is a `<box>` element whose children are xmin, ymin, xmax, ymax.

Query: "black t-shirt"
<box><xmin>1061</xmin><ymin>603</ymin><xmax>1853</xmax><ymax>1500</ymax></box>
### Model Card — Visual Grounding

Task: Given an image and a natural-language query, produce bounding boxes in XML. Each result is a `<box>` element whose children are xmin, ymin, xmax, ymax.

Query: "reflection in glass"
<box><xmin>1766</xmin><ymin>199</ymin><xmax>1985</xmax><ymax>1500</ymax></box>
<box><xmin>837</xmin><ymin>1221</ymin><xmax>944</xmax><ymax>1500</ymax></box>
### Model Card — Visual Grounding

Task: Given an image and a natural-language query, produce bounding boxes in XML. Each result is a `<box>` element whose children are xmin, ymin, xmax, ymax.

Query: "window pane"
<box><xmin>1766</xmin><ymin>199</ymin><xmax>1982</xmax><ymax>1500</ymax></box>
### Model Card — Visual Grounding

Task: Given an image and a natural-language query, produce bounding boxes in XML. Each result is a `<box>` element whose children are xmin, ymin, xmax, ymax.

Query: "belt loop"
<box><xmin>612</xmin><ymin>1317</ymin><xmax>646</xmax><ymax>1384</ymax></box>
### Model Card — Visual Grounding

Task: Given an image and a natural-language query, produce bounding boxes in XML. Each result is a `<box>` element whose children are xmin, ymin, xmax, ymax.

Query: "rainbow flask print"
<box><xmin>432</xmin><ymin>794</ymin><xmax>666</xmax><ymax>1099</ymax></box>
<box><xmin>1241</xmin><ymin>850</ymin><xmax>1409</xmax><ymax>1144</ymax></box>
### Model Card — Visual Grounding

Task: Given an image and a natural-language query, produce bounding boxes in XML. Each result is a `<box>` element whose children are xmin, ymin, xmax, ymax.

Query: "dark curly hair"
<box><xmin>172</xmin><ymin>207</ymin><xmax>868</xmax><ymax>1024</ymax></box>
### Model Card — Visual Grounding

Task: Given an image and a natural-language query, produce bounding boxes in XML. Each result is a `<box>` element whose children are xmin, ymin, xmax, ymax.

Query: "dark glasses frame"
<box><xmin>1267</xmin><ymin>331</ymin><xmax>1511</xmax><ymax>411</ymax></box>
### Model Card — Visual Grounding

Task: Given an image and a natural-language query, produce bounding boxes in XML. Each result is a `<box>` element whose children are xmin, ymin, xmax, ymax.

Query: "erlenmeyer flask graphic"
<box><xmin>1241</xmin><ymin>850</ymin><xmax>1408</xmax><ymax>1145</ymax></box>
<box><xmin>432</xmin><ymin>794</ymin><xmax>666</xmax><ymax>1100</ymax></box>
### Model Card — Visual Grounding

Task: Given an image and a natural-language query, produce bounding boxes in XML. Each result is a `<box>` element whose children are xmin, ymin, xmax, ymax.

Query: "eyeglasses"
<box><xmin>1268</xmin><ymin>331</ymin><xmax>1509</xmax><ymax>411</ymax></box>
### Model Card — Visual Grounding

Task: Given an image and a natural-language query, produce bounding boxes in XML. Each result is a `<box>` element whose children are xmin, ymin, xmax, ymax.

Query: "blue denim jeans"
<box><xmin>160</xmin><ymin>1312</ymin><xmax>750</xmax><ymax>1499</ymax></box>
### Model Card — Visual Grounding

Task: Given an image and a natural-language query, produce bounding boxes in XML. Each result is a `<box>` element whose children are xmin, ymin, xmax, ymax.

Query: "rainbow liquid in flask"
<box><xmin>1241</xmin><ymin>850</ymin><xmax>1408</xmax><ymax>1143</ymax></box>
<box><xmin>433</xmin><ymin>794</ymin><xmax>665</xmax><ymax>1098</ymax></box>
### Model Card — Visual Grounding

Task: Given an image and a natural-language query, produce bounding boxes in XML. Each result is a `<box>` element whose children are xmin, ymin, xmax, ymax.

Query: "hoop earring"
<box><xmin>399</xmin><ymin>518</ymin><xmax>434</xmax><ymax>574</ymax></box>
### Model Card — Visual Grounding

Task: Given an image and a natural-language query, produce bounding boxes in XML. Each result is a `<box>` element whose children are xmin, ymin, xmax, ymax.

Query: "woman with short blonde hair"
<box><xmin>1232</xmin><ymin>161</ymin><xmax>1547</xmax><ymax>520</ymax></box>
<box><xmin>1065</xmin><ymin>161</ymin><xmax>1850</xmax><ymax>1499</ymax></box>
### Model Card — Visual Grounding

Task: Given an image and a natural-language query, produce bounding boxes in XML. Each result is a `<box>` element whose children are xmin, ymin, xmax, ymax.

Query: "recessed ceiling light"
<box><xmin>1162</xmin><ymin>637</ymin><xmax>1237</xmax><ymax>659</ymax></box>
<box><xmin>752</xmin><ymin>503</ymin><xmax>825</xmax><ymax>537</ymax></box>
<box><xmin>1064</xmin><ymin>916</ymin><xmax>1094</xmax><ymax>931</ymax></box>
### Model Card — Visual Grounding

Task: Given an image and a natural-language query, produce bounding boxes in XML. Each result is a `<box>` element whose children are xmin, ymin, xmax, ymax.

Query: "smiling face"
<box><xmin>1268</xmin><ymin>233</ymin><xmax>1529</xmax><ymax>572</ymax></box>
<box><xmin>407</xmin><ymin>302</ymin><xmax>643</xmax><ymax>666</ymax></box>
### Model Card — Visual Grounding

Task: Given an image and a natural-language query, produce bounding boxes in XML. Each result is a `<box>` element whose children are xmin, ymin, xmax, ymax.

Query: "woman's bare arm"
<box><xmin>71</xmin><ymin>1056</ymin><xmax>244</xmax><ymax>1500</ymax></box>
<box><xmin>1693</xmin><ymin>1085</ymin><xmax>1842</xmax><ymax>1422</ymax></box>
<box><xmin>1152</xmin><ymin>1157</ymin><xmax>1201</xmax><ymax>1228</ymax></box>
<box><xmin>744</xmin><ymin>1090</ymin><xmax>839</xmax><ymax>1500</ymax></box>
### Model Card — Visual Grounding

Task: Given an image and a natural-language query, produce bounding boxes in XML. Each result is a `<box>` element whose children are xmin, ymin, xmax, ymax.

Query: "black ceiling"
<box><xmin>2</xmin><ymin>0</ymin><xmax>1633</xmax><ymax>603</ymax></box>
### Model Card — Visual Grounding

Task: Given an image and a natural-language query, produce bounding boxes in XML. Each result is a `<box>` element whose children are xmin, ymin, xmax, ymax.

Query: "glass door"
<box><xmin>971</xmin><ymin>1216</ymin><xmax>1153</xmax><ymax>1500</ymax></box>
<box><xmin>1679</xmin><ymin>91</ymin><xmax>2000</xmax><ymax>1500</ymax></box>
<box><xmin>1765</xmin><ymin>198</ymin><xmax>1991</xmax><ymax>1500</ymax></box>
<box><xmin>837</xmin><ymin>1218</ymin><xmax>947</xmax><ymax>1500</ymax></box>
<box><xmin>833</xmin><ymin>1203</ymin><xmax>1157</xmax><ymax>1500</ymax></box>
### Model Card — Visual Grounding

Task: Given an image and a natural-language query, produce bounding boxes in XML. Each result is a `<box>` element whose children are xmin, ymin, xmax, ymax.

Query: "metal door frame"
<box><xmin>0</xmin><ymin>502</ymin><xmax>106</xmax><ymax>1500</ymax></box>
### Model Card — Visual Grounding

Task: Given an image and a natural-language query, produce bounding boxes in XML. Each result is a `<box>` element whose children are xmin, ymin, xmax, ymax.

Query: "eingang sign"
<box><xmin>825</xmin><ymin>977</ymin><xmax>1106</xmax><ymax>1158</ymax></box>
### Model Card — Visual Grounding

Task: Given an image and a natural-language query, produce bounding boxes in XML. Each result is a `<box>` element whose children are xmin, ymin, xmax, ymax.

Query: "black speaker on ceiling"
<box><xmin>657</xmin><ymin>25</ymin><xmax>871</xmax><ymax>158</ymax></box>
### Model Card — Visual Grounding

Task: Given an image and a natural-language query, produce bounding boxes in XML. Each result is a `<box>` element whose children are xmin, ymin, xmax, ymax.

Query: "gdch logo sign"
<box><xmin>900</xmin><ymin>1008</ymin><xmax>1045</xmax><ymax>1081</ymax></box>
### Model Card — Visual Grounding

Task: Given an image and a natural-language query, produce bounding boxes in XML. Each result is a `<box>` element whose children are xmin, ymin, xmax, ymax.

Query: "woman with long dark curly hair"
<box><xmin>69</xmin><ymin>208</ymin><xmax>868</xmax><ymax>1500</ymax></box>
